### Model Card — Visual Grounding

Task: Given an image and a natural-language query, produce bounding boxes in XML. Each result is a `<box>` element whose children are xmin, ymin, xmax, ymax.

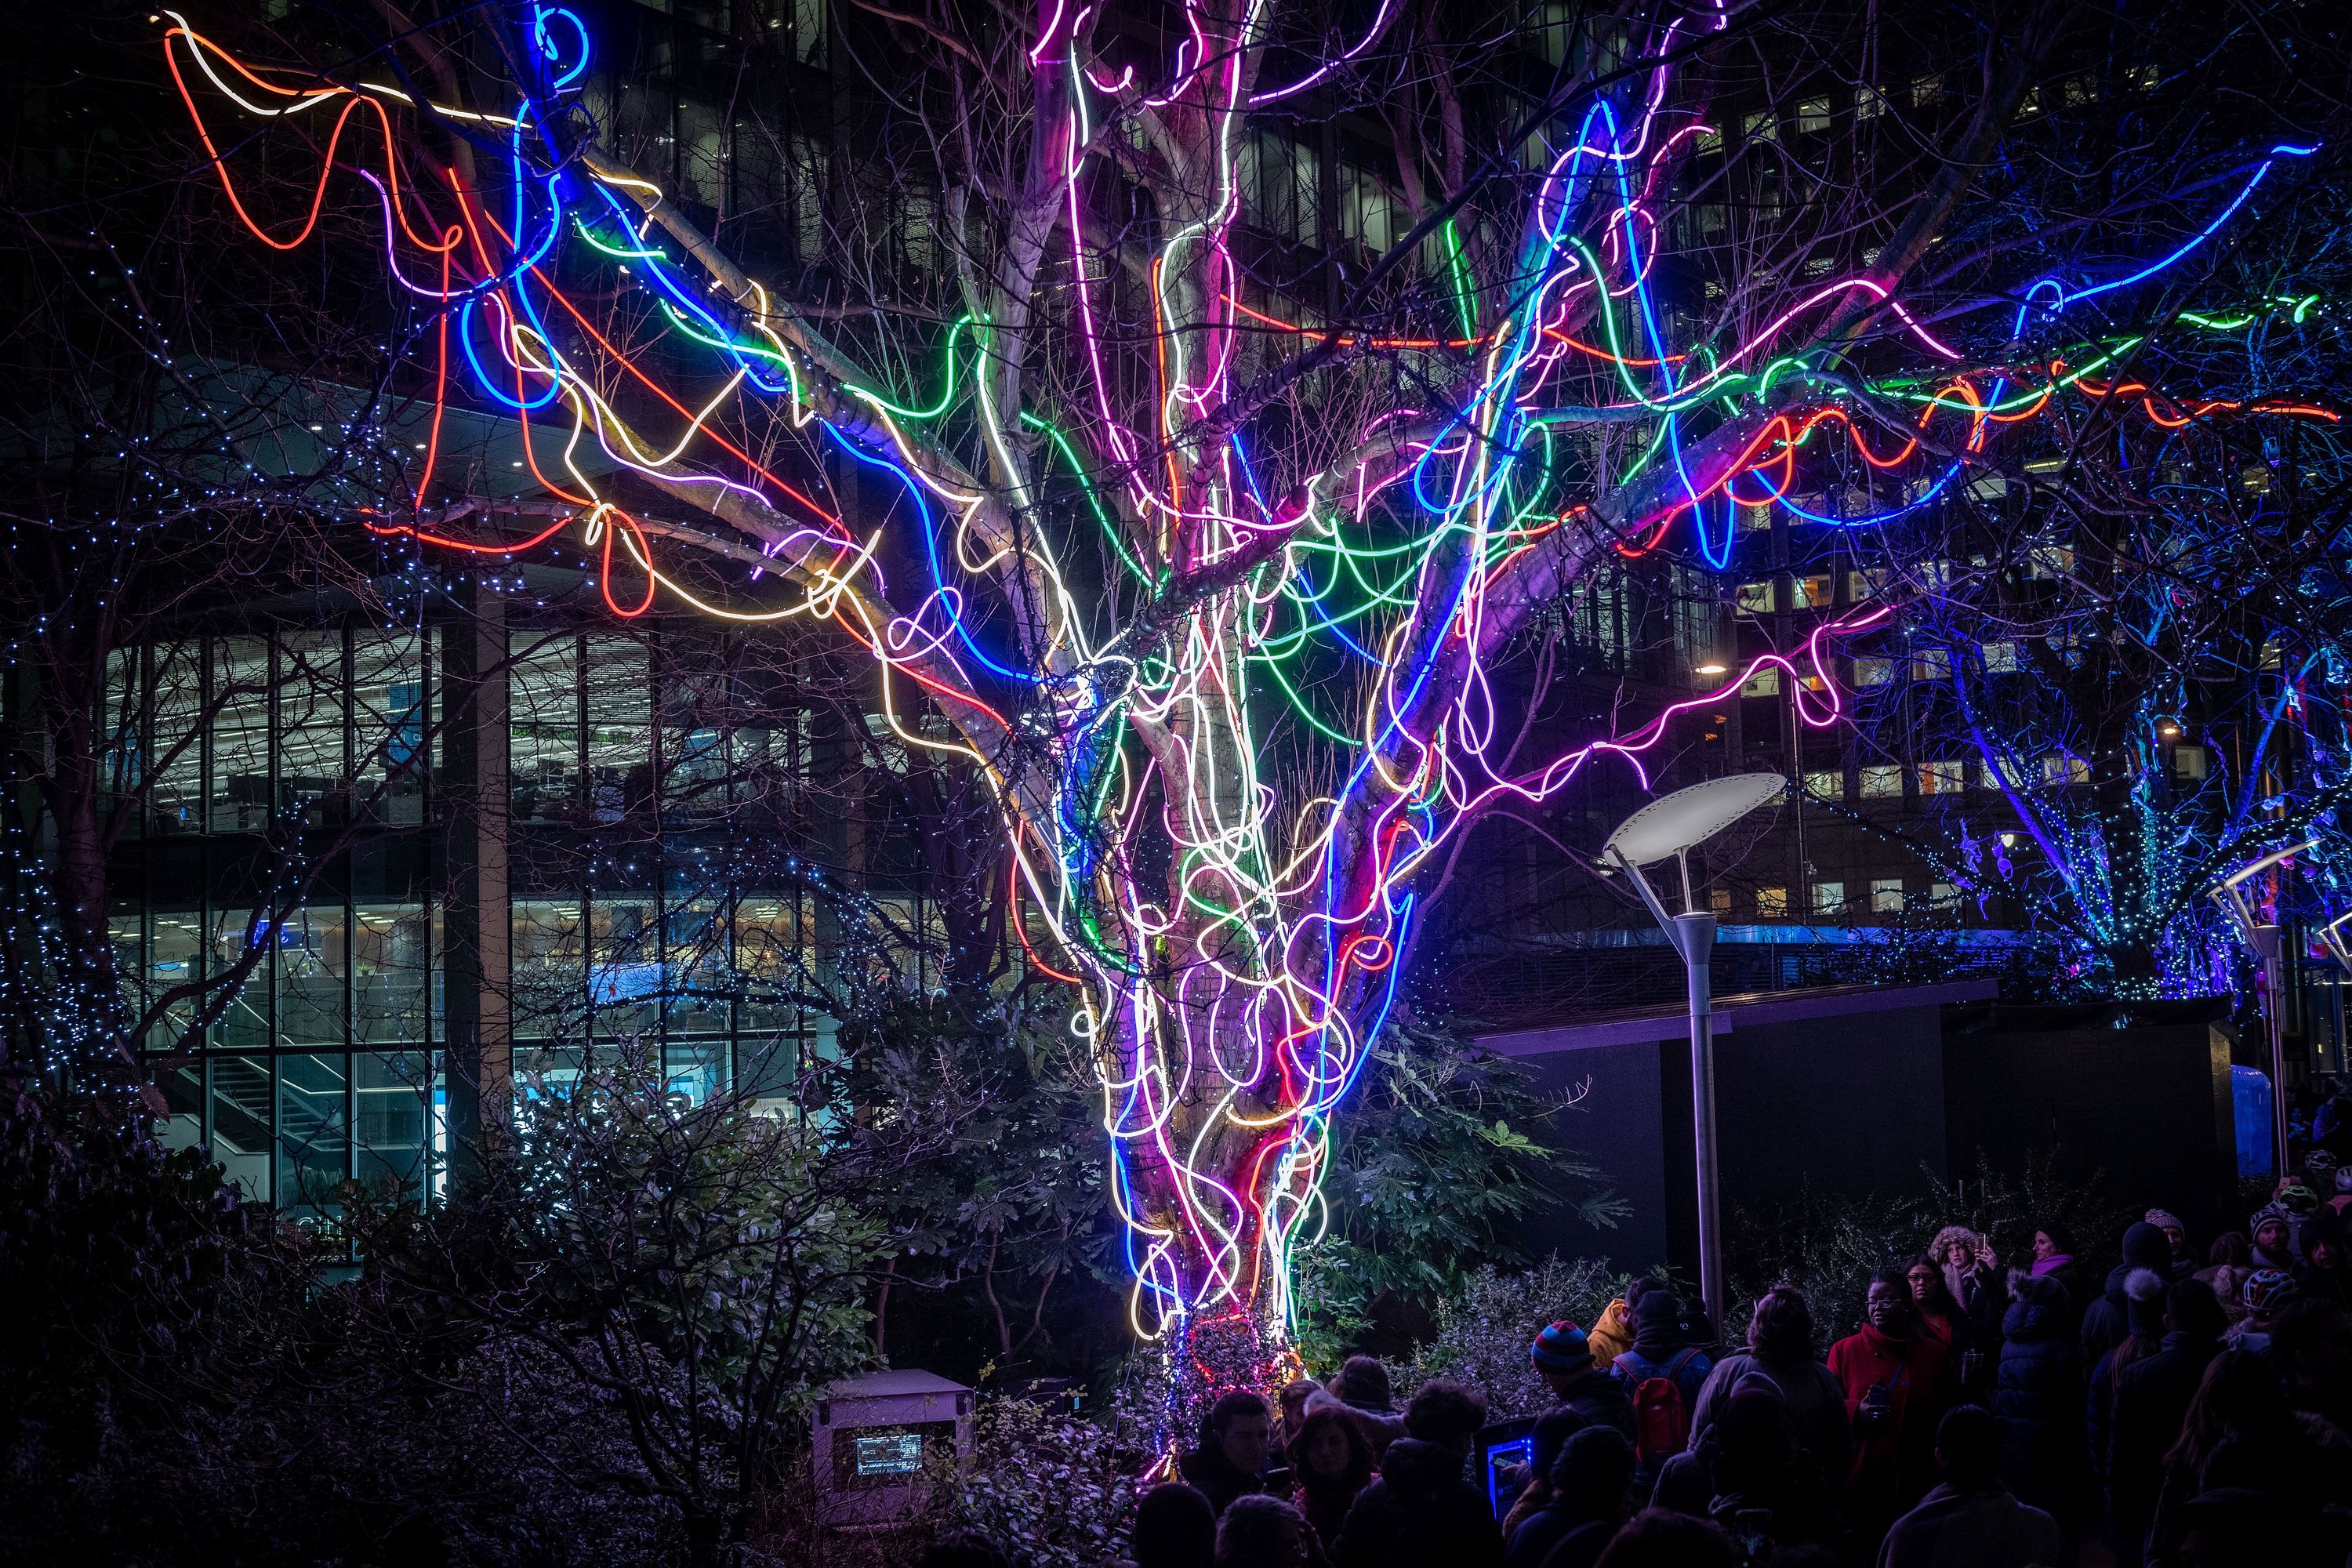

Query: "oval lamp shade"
<box><xmin>1604</xmin><ymin>772</ymin><xmax>1787</xmax><ymax>867</ymax></box>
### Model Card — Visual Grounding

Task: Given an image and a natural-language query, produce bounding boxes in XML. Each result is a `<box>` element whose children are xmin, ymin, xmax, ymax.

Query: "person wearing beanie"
<box><xmin>1532</xmin><ymin>1320</ymin><xmax>1635</xmax><ymax>1439</ymax></box>
<box><xmin>2084</xmin><ymin>1266</ymin><xmax>2166</xmax><ymax>1546</ymax></box>
<box><xmin>2107</xmin><ymin>1277</ymin><xmax>2227</xmax><ymax>1564</ymax></box>
<box><xmin>1993</xmin><ymin>1270</ymin><xmax>2086</xmax><ymax>1541</ymax></box>
<box><xmin>2249</xmin><ymin>1206</ymin><xmax>2297</xmax><ymax>1272</ymax></box>
<box><xmin>2143</xmin><ymin>1208</ymin><xmax>2195</xmax><ymax>1281</ymax></box>
<box><xmin>1133</xmin><ymin>1483</ymin><xmax>1220</xmax><ymax>1568</ymax></box>
<box><xmin>1502</xmin><ymin>1426</ymin><xmax>1635</xmax><ymax>1568</ymax></box>
<box><xmin>2081</xmin><ymin>1221</ymin><xmax>2173</xmax><ymax>1367</ymax></box>
<box><xmin>1608</xmin><ymin>1288</ymin><xmax>1715</xmax><ymax>1480</ymax></box>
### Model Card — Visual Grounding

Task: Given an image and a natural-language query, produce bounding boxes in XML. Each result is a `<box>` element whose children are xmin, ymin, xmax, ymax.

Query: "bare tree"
<box><xmin>92</xmin><ymin>0</ymin><xmax>2352</xmax><ymax>1417</ymax></box>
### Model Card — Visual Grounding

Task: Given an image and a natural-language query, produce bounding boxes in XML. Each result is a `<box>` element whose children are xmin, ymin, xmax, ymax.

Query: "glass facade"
<box><xmin>107</xmin><ymin>619</ymin><xmax>924</xmax><ymax>1222</ymax></box>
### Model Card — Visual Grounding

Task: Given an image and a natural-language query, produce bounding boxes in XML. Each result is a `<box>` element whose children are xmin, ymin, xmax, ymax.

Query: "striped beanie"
<box><xmin>1530</xmin><ymin>1319</ymin><xmax>1592</xmax><ymax>1374</ymax></box>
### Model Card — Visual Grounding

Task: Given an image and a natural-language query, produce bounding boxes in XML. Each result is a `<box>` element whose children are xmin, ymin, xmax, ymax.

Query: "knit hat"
<box><xmin>1531</xmin><ymin>1320</ymin><xmax>1593</xmax><ymax>1374</ymax></box>
<box><xmin>2144</xmin><ymin>1208</ymin><xmax>2184</xmax><ymax>1234</ymax></box>
<box><xmin>2125</xmin><ymin>1268</ymin><xmax>2166</xmax><ymax>1339</ymax></box>
<box><xmin>2120</xmin><ymin>1221</ymin><xmax>2171</xmax><ymax>1272</ymax></box>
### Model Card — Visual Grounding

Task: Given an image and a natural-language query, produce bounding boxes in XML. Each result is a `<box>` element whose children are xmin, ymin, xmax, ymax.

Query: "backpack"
<box><xmin>1617</xmin><ymin>1348</ymin><xmax>1703</xmax><ymax>1471</ymax></box>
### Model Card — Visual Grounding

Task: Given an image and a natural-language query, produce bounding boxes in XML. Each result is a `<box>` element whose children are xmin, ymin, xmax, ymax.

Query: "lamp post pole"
<box><xmin>2250</xmin><ymin>923</ymin><xmax>2292</xmax><ymax>1176</ymax></box>
<box><xmin>1675</xmin><ymin>910</ymin><xmax>1723</xmax><ymax>1327</ymax></box>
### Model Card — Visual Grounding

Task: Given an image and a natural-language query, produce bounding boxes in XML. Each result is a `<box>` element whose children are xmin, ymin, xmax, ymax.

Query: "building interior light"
<box><xmin>1695</xmin><ymin>662</ymin><xmax>1728</xmax><ymax>676</ymax></box>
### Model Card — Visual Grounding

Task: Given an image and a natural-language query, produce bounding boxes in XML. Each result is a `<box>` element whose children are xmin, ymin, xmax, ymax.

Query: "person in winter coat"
<box><xmin>1288</xmin><ymin>1402</ymin><xmax>1377</xmax><ymax>1550</ymax></box>
<box><xmin>2193</xmin><ymin>1232</ymin><xmax>2252</xmax><ymax>1320</ymax></box>
<box><xmin>2143</xmin><ymin>1347</ymin><xmax>2352</xmax><ymax>1565</ymax></box>
<box><xmin>1827</xmin><ymin>1269</ymin><xmax>1957</xmax><ymax>1543</ymax></box>
<box><xmin>1215</xmin><ymin>1495</ymin><xmax>1319</xmax><ymax>1568</ymax></box>
<box><xmin>1184</xmin><ymin>1392</ymin><xmax>1276</xmax><ymax>1516</ymax></box>
<box><xmin>2107</xmin><ymin>1277</ymin><xmax>2226</xmax><ymax>1566</ymax></box>
<box><xmin>1992</xmin><ymin>1270</ymin><xmax>2085</xmax><ymax>1537</ymax></box>
<box><xmin>1875</xmin><ymin>1405</ymin><xmax>2064</xmax><ymax>1568</ymax></box>
<box><xmin>2082</xmin><ymin>1221</ymin><xmax>2175</xmax><ymax>1367</ymax></box>
<box><xmin>2288</xmin><ymin>1203</ymin><xmax>2349</xmax><ymax>1305</ymax></box>
<box><xmin>1904</xmin><ymin>1256</ymin><xmax>1966</xmax><ymax>1358</ymax></box>
<box><xmin>1326</xmin><ymin>1437</ymin><xmax>1502</xmax><ymax>1568</ymax></box>
<box><xmin>1503</xmin><ymin>1426</ymin><xmax>1634</xmax><ymax>1568</ymax></box>
<box><xmin>1652</xmin><ymin>1386</ymin><xmax>1847</xmax><ymax>1560</ymax></box>
<box><xmin>1690</xmin><ymin>1285</ymin><xmax>1852</xmax><ymax>1481</ymax></box>
<box><xmin>1929</xmin><ymin>1225</ymin><xmax>2005</xmax><ymax>1366</ymax></box>
<box><xmin>1498</xmin><ymin>1409</ymin><xmax>1592</xmax><ymax>1544</ymax></box>
<box><xmin>1609</xmin><ymin>1287</ymin><xmax>1714</xmax><ymax>1482</ymax></box>
<box><xmin>2085</xmin><ymin>1267</ymin><xmax>2168</xmax><ymax>1511</ymax></box>
<box><xmin>2027</xmin><ymin>1221</ymin><xmax>2087</xmax><ymax>1322</ymax></box>
<box><xmin>1531</xmin><ymin>1321</ymin><xmax>1636</xmax><ymax>1439</ymax></box>
<box><xmin>1329</xmin><ymin>1357</ymin><xmax>1410</xmax><ymax>1460</ymax></box>
<box><xmin>2222</xmin><ymin>1269</ymin><xmax>2295</xmax><ymax>1354</ymax></box>
<box><xmin>2144</xmin><ymin>1208</ymin><xmax>2196</xmax><ymax>1282</ymax></box>
<box><xmin>1134</xmin><ymin>1483</ymin><xmax>1220</xmax><ymax>1568</ymax></box>
<box><xmin>1585</xmin><ymin>1297</ymin><xmax>1635</xmax><ymax>1370</ymax></box>
<box><xmin>2249</xmin><ymin>1207</ymin><xmax>2297</xmax><ymax>1273</ymax></box>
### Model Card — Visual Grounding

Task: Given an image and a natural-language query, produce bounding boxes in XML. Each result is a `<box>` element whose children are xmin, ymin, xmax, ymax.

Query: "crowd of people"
<box><xmin>1121</xmin><ymin>1160</ymin><xmax>2352</xmax><ymax>1568</ymax></box>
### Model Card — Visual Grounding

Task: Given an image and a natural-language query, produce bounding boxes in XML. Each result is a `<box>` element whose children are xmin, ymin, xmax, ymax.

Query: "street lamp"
<box><xmin>1603</xmin><ymin>772</ymin><xmax>1786</xmax><ymax>1329</ymax></box>
<box><xmin>2209</xmin><ymin>840</ymin><xmax>2314</xmax><ymax>1178</ymax></box>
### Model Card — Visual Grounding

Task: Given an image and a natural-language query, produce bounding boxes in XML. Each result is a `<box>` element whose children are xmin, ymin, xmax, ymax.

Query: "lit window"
<box><xmin>1911</xmin><ymin>74</ymin><xmax>1944</xmax><ymax>107</ymax></box>
<box><xmin>1860</xmin><ymin>764</ymin><xmax>1904</xmax><ymax>798</ymax></box>
<box><xmin>2042</xmin><ymin>754</ymin><xmax>2091</xmax><ymax>787</ymax></box>
<box><xmin>2063</xmin><ymin>75</ymin><xmax>2096</xmax><ymax>107</ymax></box>
<box><xmin>1711</xmin><ymin>887</ymin><xmax>1733</xmax><ymax>915</ymax></box>
<box><xmin>1805</xmin><ymin>770</ymin><xmax>1843</xmax><ymax>801</ymax></box>
<box><xmin>2128</xmin><ymin>64</ymin><xmax>2158</xmax><ymax>93</ymax></box>
<box><xmin>1912</xmin><ymin>648</ymin><xmax>1953</xmax><ymax>681</ymax></box>
<box><xmin>1984</xmin><ymin>641</ymin><xmax>2019</xmax><ymax>673</ymax></box>
<box><xmin>1736</xmin><ymin>581</ymin><xmax>1777</xmax><ymax>615</ymax></box>
<box><xmin>1800</xmin><ymin>575</ymin><xmax>1834</xmax><ymax>608</ymax></box>
<box><xmin>1741</xmin><ymin>667</ymin><xmax>1783</xmax><ymax>697</ymax></box>
<box><xmin>1796</xmin><ymin>98</ymin><xmax>1831</xmax><ymax>132</ymax></box>
<box><xmin>1852</xmin><ymin>657</ymin><xmax>1893</xmax><ymax>688</ymax></box>
<box><xmin>1743</xmin><ymin>111</ymin><xmax>1777</xmax><ymax>143</ymax></box>
<box><xmin>1918</xmin><ymin>759</ymin><xmax>1968</xmax><ymax>795</ymax></box>
<box><xmin>1739</xmin><ymin>504</ymin><xmax>1773</xmax><ymax>533</ymax></box>
<box><xmin>1930</xmin><ymin>880</ymin><xmax>1959</xmax><ymax>907</ymax></box>
<box><xmin>1756</xmin><ymin>886</ymin><xmax>1788</xmax><ymax>918</ymax></box>
<box><xmin>1812</xmin><ymin>880</ymin><xmax>1846</xmax><ymax>916</ymax></box>
<box><xmin>1871</xmin><ymin>879</ymin><xmax>1905</xmax><ymax>913</ymax></box>
<box><xmin>2173</xmin><ymin>744</ymin><xmax>2208</xmax><ymax>781</ymax></box>
<box><xmin>1697</xmin><ymin>127</ymin><xmax>1723</xmax><ymax>154</ymax></box>
<box><xmin>1856</xmin><ymin>85</ymin><xmax>1887</xmax><ymax>121</ymax></box>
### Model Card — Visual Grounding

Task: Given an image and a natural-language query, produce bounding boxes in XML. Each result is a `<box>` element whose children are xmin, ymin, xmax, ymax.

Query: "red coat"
<box><xmin>1827</xmin><ymin>1323</ymin><xmax>1955</xmax><ymax>1529</ymax></box>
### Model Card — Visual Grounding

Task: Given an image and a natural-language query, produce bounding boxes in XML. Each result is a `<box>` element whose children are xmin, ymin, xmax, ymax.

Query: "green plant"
<box><xmin>920</xmin><ymin>1393</ymin><xmax>1144</xmax><ymax>1568</ymax></box>
<box><xmin>1290</xmin><ymin>1016</ymin><xmax>1624</xmax><ymax>1363</ymax></box>
<box><xmin>1408</xmin><ymin>1258</ymin><xmax>1628</xmax><ymax>1418</ymax></box>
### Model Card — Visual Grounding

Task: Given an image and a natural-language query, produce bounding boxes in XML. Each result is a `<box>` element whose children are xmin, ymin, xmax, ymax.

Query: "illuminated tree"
<box><xmin>144</xmin><ymin>0</ymin><xmax>2345</xmax><ymax>1418</ymax></box>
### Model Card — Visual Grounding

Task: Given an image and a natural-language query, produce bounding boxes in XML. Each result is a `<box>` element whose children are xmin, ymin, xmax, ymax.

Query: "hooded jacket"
<box><xmin>1328</xmin><ymin>1438</ymin><xmax>1503</xmax><ymax>1568</ymax></box>
<box><xmin>2081</xmin><ymin>1223</ymin><xmax>2172</xmax><ymax>1367</ymax></box>
<box><xmin>2086</xmin><ymin>1267</ymin><xmax>2166</xmax><ymax>1484</ymax></box>
<box><xmin>1992</xmin><ymin>1274</ymin><xmax>2084</xmax><ymax>1518</ymax></box>
<box><xmin>2108</xmin><ymin>1327</ymin><xmax>2223</xmax><ymax>1551</ymax></box>
<box><xmin>2291</xmin><ymin>1205</ymin><xmax>2348</xmax><ymax>1305</ymax></box>
<box><xmin>1585</xmin><ymin>1299</ymin><xmax>1635</xmax><ymax>1368</ymax></box>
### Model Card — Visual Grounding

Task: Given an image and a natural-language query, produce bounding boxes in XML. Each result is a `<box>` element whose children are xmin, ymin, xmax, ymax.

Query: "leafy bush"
<box><xmin>1292</xmin><ymin>1016</ymin><xmax>1624</xmax><ymax>1365</ymax></box>
<box><xmin>921</xmin><ymin>1394</ymin><xmax>1143</xmax><ymax>1568</ymax></box>
<box><xmin>1408</xmin><ymin>1258</ymin><xmax>1625</xmax><ymax>1417</ymax></box>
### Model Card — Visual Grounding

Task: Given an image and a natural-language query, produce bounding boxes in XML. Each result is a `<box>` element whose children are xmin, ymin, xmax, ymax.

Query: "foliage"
<box><xmin>919</xmin><ymin>1394</ymin><xmax>1145</xmax><ymax>1568</ymax></box>
<box><xmin>1407</xmin><ymin>1258</ymin><xmax>1628</xmax><ymax>1419</ymax></box>
<box><xmin>1727</xmin><ymin>1153</ymin><xmax>2136</xmax><ymax>1345</ymax></box>
<box><xmin>840</xmin><ymin>992</ymin><xmax>1120</xmax><ymax>1379</ymax></box>
<box><xmin>1291</xmin><ymin>1016</ymin><xmax>1624</xmax><ymax>1363</ymax></box>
